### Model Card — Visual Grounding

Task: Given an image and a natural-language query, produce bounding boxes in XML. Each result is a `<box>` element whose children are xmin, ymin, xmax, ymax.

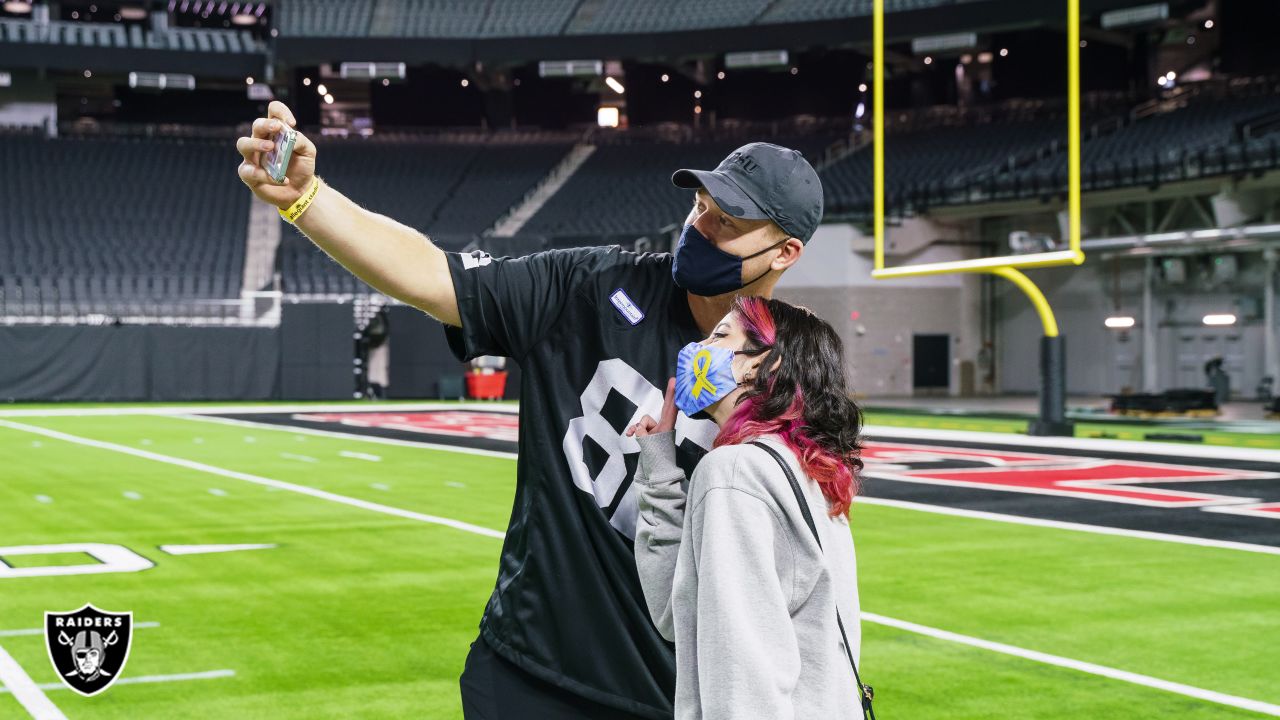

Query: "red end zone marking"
<box><xmin>863</xmin><ymin>441</ymin><xmax>1277</xmax><ymax>508</ymax></box>
<box><xmin>294</xmin><ymin>412</ymin><xmax>519</xmax><ymax>442</ymax></box>
<box><xmin>284</xmin><ymin>417</ymin><xmax>1276</xmax><ymax>513</ymax></box>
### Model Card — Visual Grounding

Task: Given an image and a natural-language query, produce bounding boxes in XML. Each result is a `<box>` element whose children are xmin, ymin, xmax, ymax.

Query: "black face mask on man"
<box><xmin>671</xmin><ymin>223</ymin><xmax>787</xmax><ymax>297</ymax></box>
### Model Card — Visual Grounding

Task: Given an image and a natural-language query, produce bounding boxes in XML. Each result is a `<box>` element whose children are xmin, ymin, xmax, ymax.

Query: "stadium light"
<box><xmin>324</xmin><ymin>93</ymin><xmax>334</xmax><ymax>104</ymax></box>
<box><xmin>923</xmin><ymin>56</ymin><xmax>933</xmax><ymax>65</ymax></box>
<box><xmin>2</xmin><ymin>1</ymin><xmax>32</xmax><ymax>12</ymax></box>
<box><xmin>1105</xmin><ymin>316</ymin><xmax>1136</xmax><ymax>329</ymax></box>
<box><xmin>660</xmin><ymin>73</ymin><xmax>669</xmax><ymax>82</ymax></box>
<box><xmin>693</xmin><ymin>90</ymin><xmax>701</xmax><ymax>99</ymax></box>
<box><xmin>596</xmin><ymin>106</ymin><xmax>619</xmax><ymax>128</ymax></box>
<box><xmin>717</xmin><ymin>71</ymin><xmax>725</xmax><ymax>80</ymax></box>
<box><xmin>1203</xmin><ymin>314</ymin><xmax>1237</xmax><ymax>326</ymax></box>
<box><xmin>1204</xmin><ymin>19</ymin><xmax>1214</xmax><ymax>29</ymax></box>
<box><xmin>245</xmin><ymin>76</ymin><xmax>254</xmax><ymax>85</ymax></box>
<box><xmin>858</xmin><ymin>83</ymin><xmax>867</xmax><ymax>92</ymax></box>
<box><xmin>302</xmin><ymin>77</ymin><xmax>311</xmax><ymax>86</ymax></box>
<box><xmin>999</xmin><ymin>48</ymin><xmax>1009</xmax><ymax>57</ymax></box>
<box><xmin>604</xmin><ymin>76</ymin><xmax>625</xmax><ymax>94</ymax></box>
<box><xmin>316</xmin><ymin>83</ymin><xmax>327</xmax><ymax>95</ymax></box>
<box><xmin>461</xmin><ymin>78</ymin><xmax>469</xmax><ymax>87</ymax></box>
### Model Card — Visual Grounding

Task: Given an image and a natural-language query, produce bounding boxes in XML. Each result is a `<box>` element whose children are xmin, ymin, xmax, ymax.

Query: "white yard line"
<box><xmin>855</xmin><ymin>497</ymin><xmax>1280</xmax><ymax>556</ymax></box>
<box><xmin>0</xmin><ymin>643</ymin><xmax>66</xmax><ymax>720</ymax></box>
<box><xmin>0</xmin><ymin>419</ymin><xmax>504</xmax><ymax>541</ymax></box>
<box><xmin>864</xmin><ymin>613</ymin><xmax>1280</xmax><ymax>716</ymax></box>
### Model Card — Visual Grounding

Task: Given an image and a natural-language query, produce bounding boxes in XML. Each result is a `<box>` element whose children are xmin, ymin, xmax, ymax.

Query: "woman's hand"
<box><xmin>628</xmin><ymin>378</ymin><xmax>677</xmax><ymax>438</ymax></box>
<box><xmin>235</xmin><ymin>101</ymin><xmax>318</xmax><ymax>210</ymax></box>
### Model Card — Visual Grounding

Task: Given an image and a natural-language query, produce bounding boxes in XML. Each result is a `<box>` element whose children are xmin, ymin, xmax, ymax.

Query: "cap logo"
<box><xmin>727</xmin><ymin>152</ymin><xmax>759</xmax><ymax>174</ymax></box>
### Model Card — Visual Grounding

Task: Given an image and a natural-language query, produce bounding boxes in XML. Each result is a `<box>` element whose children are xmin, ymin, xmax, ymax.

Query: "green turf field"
<box><xmin>1</xmin><ymin>411</ymin><xmax>1277</xmax><ymax>718</ymax></box>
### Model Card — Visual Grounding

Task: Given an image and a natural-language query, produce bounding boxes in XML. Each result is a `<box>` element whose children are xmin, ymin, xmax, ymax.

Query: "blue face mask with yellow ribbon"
<box><xmin>674</xmin><ymin>342</ymin><xmax>744</xmax><ymax>418</ymax></box>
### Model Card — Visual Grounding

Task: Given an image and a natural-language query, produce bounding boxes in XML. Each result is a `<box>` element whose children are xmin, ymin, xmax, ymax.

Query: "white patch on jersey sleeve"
<box><xmin>461</xmin><ymin>250</ymin><xmax>493</xmax><ymax>270</ymax></box>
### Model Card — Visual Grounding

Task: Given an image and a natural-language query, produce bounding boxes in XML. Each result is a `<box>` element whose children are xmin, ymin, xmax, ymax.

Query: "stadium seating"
<box><xmin>273</xmin><ymin>0</ymin><xmax>978</xmax><ymax>38</ymax></box>
<box><xmin>522</xmin><ymin>133</ymin><xmax>836</xmax><ymax>238</ymax></box>
<box><xmin>276</xmin><ymin>135</ymin><xmax>572</xmax><ymax>294</ymax></box>
<box><xmin>819</xmin><ymin>117</ymin><xmax>1065</xmax><ymax>214</ymax></box>
<box><xmin>819</xmin><ymin>88</ymin><xmax>1280</xmax><ymax>215</ymax></box>
<box><xmin>1000</xmin><ymin>92</ymin><xmax>1280</xmax><ymax>198</ymax></box>
<box><xmin>563</xmin><ymin>0</ymin><xmax>773</xmax><ymax>35</ymax></box>
<box><xmin>0</xmin><ymin>134</ymin><xmax>248</xmax><ymax>317</ymax></box>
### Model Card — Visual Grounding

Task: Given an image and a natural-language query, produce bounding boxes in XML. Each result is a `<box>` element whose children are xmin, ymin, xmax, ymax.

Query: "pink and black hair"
<box><xmin>714</xmin><ymin>296</ymin><xmax>864</xmax><ymax>518</ymax></box>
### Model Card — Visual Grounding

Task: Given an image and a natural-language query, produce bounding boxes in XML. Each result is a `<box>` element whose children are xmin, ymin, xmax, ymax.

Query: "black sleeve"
<box><xmin>443</xmin><ymin>245</ymin><xmax>621</xmax><ymax>362</ymax></box>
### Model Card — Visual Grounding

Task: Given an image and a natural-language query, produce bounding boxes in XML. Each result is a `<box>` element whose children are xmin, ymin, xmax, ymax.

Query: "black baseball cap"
<box><xmin>672</xmin><ymin>142</ymin><xmax>824</xmax><ymax>243</ymax></box>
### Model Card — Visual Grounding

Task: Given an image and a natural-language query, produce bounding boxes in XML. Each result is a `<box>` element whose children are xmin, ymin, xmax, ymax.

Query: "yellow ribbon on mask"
<box><xmin>690</xmin><ymin>349</ymin><xmax>719</xmax><ymax>400</ymax></box>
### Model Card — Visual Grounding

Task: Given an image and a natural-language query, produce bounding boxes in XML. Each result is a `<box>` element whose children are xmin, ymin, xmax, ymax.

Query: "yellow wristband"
<box><xmin>279</xmin><ymin>176</ymin><xmax>322</xmax><ymax>224</ymax></box>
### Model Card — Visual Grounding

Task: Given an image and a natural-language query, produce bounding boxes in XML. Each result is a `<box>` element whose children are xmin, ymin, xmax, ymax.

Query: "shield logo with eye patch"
<box><xmin>45</xmin><ymin>604</ymin><xmax>133</xmax><ymax>697</ymax></box>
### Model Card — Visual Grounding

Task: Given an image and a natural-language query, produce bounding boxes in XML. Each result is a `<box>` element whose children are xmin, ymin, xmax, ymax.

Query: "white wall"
<box><xmin>777</xmin><ymin>223</ymin><xmax>984</xmax><ymax>397</ymax></box>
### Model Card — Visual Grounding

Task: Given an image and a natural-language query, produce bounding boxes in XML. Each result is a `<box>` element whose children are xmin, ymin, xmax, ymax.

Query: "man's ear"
<box><xmin>774</xmin><ymin>237</ymin><xmax>803</xmax><ymax>270</ymax></box>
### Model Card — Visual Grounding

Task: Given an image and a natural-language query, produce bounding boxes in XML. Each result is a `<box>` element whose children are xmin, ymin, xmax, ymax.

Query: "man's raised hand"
<box><xmin>235</xmin><ymin>101</ymin><xmax>318</xmax><ymax>210</ymax></box>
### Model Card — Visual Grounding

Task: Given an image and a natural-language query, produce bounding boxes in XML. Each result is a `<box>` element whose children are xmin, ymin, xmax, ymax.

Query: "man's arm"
<box><xmin>235</xmin><ymin>101</ymin><xmax>460</xmax><ymax>326</ymax></box>
<box><xmin>294</xmin><ymin>179</ymin><xmax>459</xmax><ymax>327</ymax></box>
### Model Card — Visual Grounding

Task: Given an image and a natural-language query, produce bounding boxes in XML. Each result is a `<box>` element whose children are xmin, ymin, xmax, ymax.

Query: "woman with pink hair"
<box><xmin>627</xmin><ymin>294</ymin><xmax>872</xmax><ymax>720</ymax></box>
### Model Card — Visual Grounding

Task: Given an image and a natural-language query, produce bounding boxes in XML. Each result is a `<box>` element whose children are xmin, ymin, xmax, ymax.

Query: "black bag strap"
<box><xmin>749</xmin><ymin>440</ymin><xmax>876</xmax><ymax>719</ymax></box>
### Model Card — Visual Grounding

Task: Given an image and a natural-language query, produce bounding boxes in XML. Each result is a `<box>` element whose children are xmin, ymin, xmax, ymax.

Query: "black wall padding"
<box><xmin>386</xmin><ymin>306</ymin><xmax>521</xmax><ymax>400</ymax></box>
<box><xmin>279</xmin><ymin>303</ymin><xmax>356</xmax><ymax>400</ymax></box>
<box><xmin>0</xmin><ymin>325</ymin><xmax>280</xmax><ymax>401</ymax></box>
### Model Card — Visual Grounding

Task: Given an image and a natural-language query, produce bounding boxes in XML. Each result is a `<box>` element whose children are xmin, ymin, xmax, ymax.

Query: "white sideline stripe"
<box><xmin>0</xmin><ymin>669</ymin><xmax>236</xmax><ymax>693</ymax></box>
<box><xmin>863</xmin><ymin>613</ymin><xmax>1280</xmax><ymax>716</ymax></box>
<box><xmin>0</xmin><ymin>622</ymin><xmax>159</xmax><ymax>639</ymax></box>
<box><xmin>179</xmin><ymin>414</ymin><xmax>518</xmax><ymax>460</ymax></box>
<box><xmin>864</xmin><ymin>424</ymin><xmax>1280</xmax><ymax>463</ymax></box>
<box><xmin>0</xmin><ymin>402</ymin><xmax>520</xmax><ymax>418</ymax></box>
<box><xmin>0</xmin><ymin>420</ymin><xmax>505</xmax><ymax>541</ymax></box>
<box><xmin>340</xmin><ymin>450</ymin><xmax>382</xmax><ymax>462</ymax></box>
<box><xmin>856</xmin><ymin>497</ymin><xmax>1280</xmax><ymax>556</ymax></box>
<box><xmin>0</xmin><ymin>642</ymin><xmax>66</xmax><ymax>719</ymax></box>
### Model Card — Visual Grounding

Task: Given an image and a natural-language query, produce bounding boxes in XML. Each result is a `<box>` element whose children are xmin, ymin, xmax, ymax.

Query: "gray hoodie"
<box><xmin>633</xmin><ymin>430</ymin><xmax>862</xmax><ymax>720</ymax></box>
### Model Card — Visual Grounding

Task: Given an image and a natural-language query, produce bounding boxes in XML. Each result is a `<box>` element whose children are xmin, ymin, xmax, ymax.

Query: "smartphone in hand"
<box><xmin>262</xmin><ymin>126</ymin><xmax>297</xmax><ymax>184</ymax></box>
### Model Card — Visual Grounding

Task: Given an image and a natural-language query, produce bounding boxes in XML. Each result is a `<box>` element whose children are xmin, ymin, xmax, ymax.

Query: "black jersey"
<box><xmin>443</xmin><ymin>245</ymin><xmax>718</xmax><ymax>718</ymax></box>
